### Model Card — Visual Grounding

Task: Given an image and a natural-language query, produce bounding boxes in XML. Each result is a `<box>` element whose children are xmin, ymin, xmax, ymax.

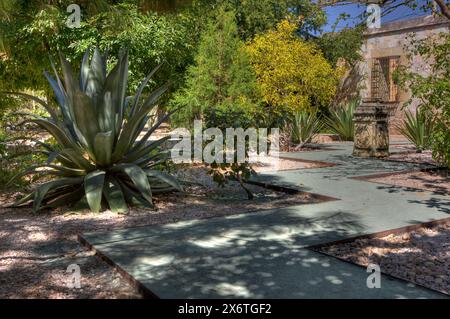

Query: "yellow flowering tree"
<box><xmin>246</xmin><ymin>19</ymin><xmax>340</xmax><ymax>117</ymax></box>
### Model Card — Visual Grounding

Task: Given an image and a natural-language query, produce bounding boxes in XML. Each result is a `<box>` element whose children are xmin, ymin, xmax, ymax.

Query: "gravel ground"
<box><xmin>367</xmin><ymin>170</ymin><xmax>449</xmax><ymax>195</ymax></box>
<box><xmin>388</xmin><ymin>148</ymin><xmax>438</xmax><ymax>166</ymax></box>
<box><xmin>0</xmin><ymin>166</ymin><xmax>319</xmax><ymax>299</ymax></box>
<box><xmin>316</xmin><ymin>222</ymin><xmax>450</xmax><ymax>295</ymax></box>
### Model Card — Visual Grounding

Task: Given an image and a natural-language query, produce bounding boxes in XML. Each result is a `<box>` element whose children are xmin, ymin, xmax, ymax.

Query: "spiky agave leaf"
<box><xmin>5</xmin><ymin>48</ymin><xmax>181</xmax><ymax>213</ymax></box>
<box><xmin>291</xmin><ymin>111</ymin><xmax>323</xmax><ymax>148</ymax></box>
<box><xmin>325</xmin><ymin>99</ymin><xmax>357</xmax><ymax>141</ymax></box>
<box><xmin>396</xmin><ymin>108</ymin><xmax>434</xmax><ymax>153</ymax></box>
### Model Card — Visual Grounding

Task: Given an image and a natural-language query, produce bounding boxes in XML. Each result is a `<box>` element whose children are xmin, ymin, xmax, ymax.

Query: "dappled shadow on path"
<box><xmin>83</xmin><ymin>208</ymin><xmax>444</xmax><ymax>298</ymax></box>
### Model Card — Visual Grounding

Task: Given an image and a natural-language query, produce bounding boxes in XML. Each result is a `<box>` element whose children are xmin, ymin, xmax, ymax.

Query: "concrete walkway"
<box><xmin>80</xmin><ymin>143</ymin><xmax>449</xmax><ymax>298</ymax></box>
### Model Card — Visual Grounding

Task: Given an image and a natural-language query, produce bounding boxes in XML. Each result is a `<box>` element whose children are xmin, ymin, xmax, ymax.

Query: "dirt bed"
<box><xmin>0</xmin><ymin>166</ymin><xmax>319</xmax><ymax>298</ymax></box>
<box><xmin>388</xmin><ymin>148</ymin><xmax>438</xmax><ymax>166</ymax></box>
<box><xmin>367</xmin><ymin>169</ymin><xmax>449</xmax><ymax>194</ymax></box>
<box><xmin>316</xmin><ymin>222</ymin><xmax>450</xmax><ymax>295</ymax></box>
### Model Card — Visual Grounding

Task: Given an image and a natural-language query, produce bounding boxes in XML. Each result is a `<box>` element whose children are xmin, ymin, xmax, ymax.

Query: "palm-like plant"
<box><xmin>5</xmin><ymin>48</ymin><xmax>182</xmax><ymax>213</ymax></box>
<box><xmin>397</xmin><ymin>108</ymin><xmax>434</xmax><ymax>153</ymax></box>
<box><xmin>325</xmin><ymin>99</ymin><xmax>357</xmax><ymax>141</ymax></box>
<box><xmin>291</xmin><ymin>111</ymin><xmax>323</xmax><ymax>149</ymax></box>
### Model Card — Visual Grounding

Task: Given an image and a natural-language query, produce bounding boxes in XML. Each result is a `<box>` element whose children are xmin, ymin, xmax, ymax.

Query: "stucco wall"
<box><xmin>357</xmin><ymin>16</ymin><xmax>449</xmax><ymax>132</ymax></box>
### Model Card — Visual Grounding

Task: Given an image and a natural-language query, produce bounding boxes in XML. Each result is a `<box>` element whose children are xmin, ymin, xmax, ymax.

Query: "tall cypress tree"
<box><xmin>170</xmin><ymin>5</ymin><xmax>259</xmax><ymax>128</ymax></box>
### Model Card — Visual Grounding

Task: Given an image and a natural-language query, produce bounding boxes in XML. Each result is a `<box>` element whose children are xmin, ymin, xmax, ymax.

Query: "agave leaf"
<box><xmin>8</xmin><ymin>164</ymin><xmax>86</xmax><ymax>180</ymax></box>
<box><xmin>23</xmin><ymin>117</ymin><xmax>76</xmax><ymax>149</ymax></box>
<box><xmin>103</xmin><ymin>176</ymin><xmax>128</xmax><ymax>213</ymax></box>
<box><xmin>80</xmin><ymin>48</ymin><xmax>90</xmax><ymax>91</ymax></box>
<box><xmin>43</xmin><ymin>164</ymin><xmax>86</xmax><ymax>176</ymax></box>
<box><xmin>9</xmin><ymin>191</ymin><xmax>35</xmax><ymax>207</ymax></box>
<box><xmin>42</xmin><ymin>187</ymin><xmax>84</xmax><ymax>210</ymax></box>
<box><xmin>98</xmin><ymin>91</ymin><xmax>115</xmax><ymax>133</ymax></box>
<box><xmin>102</xmin><ymin>51</ymin><xmax>128</xmax><ymax>137</ymax></box>
<box><xmin>93</xmin><ymin>131</ymin><xmax>114</xmax><ymax>166</ymax></box>
<box><xmin>86</xmin><ymin>47</ymin><xmax>106</xmax><ymax>98</ymax></box>
<box><xmin>112</xmin><ymin>83</ymin><xmax>169</xmax><ymax>161</ymax></box>
<box><xmin>132</xmin><ymin>109</ymin><xmax>175</xmax><ymax>152</ymax></box>
<box><xmin>292</xmin><ymin>111</ymin><xmax>323</xmax><ymax>148</ymax></box>
<box><xmin>117</xmin><ymin>179</ymin><xmax>153</xmax><ymax>208</ymax></box>
<box><xmin>3</xmin><ymin>92</ymin><xmax>59</xmax><ymax>123</ymax></box>
<box><xmin>145</xmin><ymin>169</ymin><xmax>183</xmax><ymax>191</ymax></box>
<box><xmin>112</xmin><ymin>163</ymin><xmax>153</xmax><ymax>206</ymax></box>
<box><xmin>46</xmin><ymin>151</ymin><xmax>60</xmax><ymax>164</ymax></box>
<box><xmin>60</xmin><ymin>148</ymin><xmax>94</xmax><ymax>170</ymax></box>
<box><xmin>7</xmin><ymin>168</ymin><xmax>60</xmax><ymax>186</ymax></box>
<box><xmin>72</xmin><ymin>91</ymin><xmax>100</xmax><ymax>151</ymax></box>
<box><xmin>130</xmin><ymin>62</ymin><xmax>164</xmax><ymax>117</ymax></box>
<box><xmin>84</xmin><ymin>170</ymin><xmax>106</xmax><ymax>213</ymax></box>
<box><xmin>33</xmin><ymin>177</ymin><xmax>84</xmax><ymax>213</ymax></box>
<box><xmin>326</xmin><ymin>101</ymin><xmax>355</xmax><ymax>141</ymax></box>
<box><xmin>134</xmin><ymin>151</ymin><xmax>170</xmax><ymax>168</ymax></box>
<box><xmin>43</xmin><ymin>71</ymin><xmax>66</xmax><ymax>110</ymax></box>
<box><xmin>59</xmin><ymin>52</ymin><xmax>78</xmax><ymax>100</ymax></box>
<box><xmin>116</xmin><ymin>51</ymin><xmax>129</xmax><ymax>130</ymax></box>
<box><xmin>144</xmin><ymin>158</ymin><xmax>170</xmax><ymax>169</ymax></box>
<box><xmin>397</xmin><ymin>109</ymin><xmax>434</xmax><ymax>152</ymax></box>
<box><xmin>125</xmin><ymin>136</ymin><xmax>170</xmax><ymax>164</ymax></box>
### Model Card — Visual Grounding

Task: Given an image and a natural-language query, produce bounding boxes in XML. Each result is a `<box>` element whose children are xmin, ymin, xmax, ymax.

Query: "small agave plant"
<box><xmin>7</xmin><ymin>48</ymin><xmax>182</xmax><ymax>213</ymax></box>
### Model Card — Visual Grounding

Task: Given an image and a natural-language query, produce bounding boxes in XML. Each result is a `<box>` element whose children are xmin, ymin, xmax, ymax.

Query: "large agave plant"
<box><xmin>325</xmin><ymin>99</ymin><xmax>357</xmax><ymax>141</ymax></box>
<box><xmin>6</xmin><ymin>48</ymin><xmax>182</xmax><ymax>213</ymax></box>
<box><xmin>396</xmin><ymin>108</ymin><xmax>434</xmax><ymax>153</ymax></box>
<box><xmin>291</xmin><ymin>110</ymin><xmax>323</xmax><ymax>149</ymax></box>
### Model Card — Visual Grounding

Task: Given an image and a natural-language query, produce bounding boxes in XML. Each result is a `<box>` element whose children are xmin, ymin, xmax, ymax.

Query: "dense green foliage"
<box><xmin>0</xmin><ymin>2</ymin><xmax>196</xmax><ymax>112</ymax></box>
<box><xmin>170</xmin><ymin>5</ymin><xmax>259</xmax><ymax>129</ymax></box>
<box><xmin>230</xmin><ymin>0</ymin><xmax>326</xmax><ymax>39</ymax></box>
<box><xmin>396</xmin><ymin>31</ymin><xmax>450</xmax><ymax>167</ymax></box>
<box><xmin>247</xmin><ymin>19</ymin><xmax>340</xmax><ymax>120</ymax></box>
<box><xmin>8</xmin><ymin>49</ymin><xmax>182</xmax><ymax>213</ymax></box>
<box><xmin>314</xmin><ymin>26</ymin><xmax>364</xmax><ymax>67</ymax></box>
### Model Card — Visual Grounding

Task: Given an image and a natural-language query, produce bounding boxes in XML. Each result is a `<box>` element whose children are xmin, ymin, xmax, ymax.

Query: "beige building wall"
<box><xmin>358</xmin><ymin>15</ymin><xmax>449</xmax><ymax>132</ymax></box>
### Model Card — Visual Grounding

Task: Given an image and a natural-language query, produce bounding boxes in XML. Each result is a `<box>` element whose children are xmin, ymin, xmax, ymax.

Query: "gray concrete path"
<box><xmin>81</xmin><ymin>143</ymin><xmax>449</xmax><ymax>298</ymax></box>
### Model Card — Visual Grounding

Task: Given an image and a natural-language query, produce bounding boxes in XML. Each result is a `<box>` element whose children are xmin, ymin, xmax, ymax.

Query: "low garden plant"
<box><xmin>4</xmin><ymin>48</ymin><xmax>182</xmax><ymax>213</ymax></box>
<box><xmin>396</xmin><ymin>108</ymin><xmax>434</xmax><ymax>153</ymax></box>
<box><xmin>291</xmin><ymin>110</ymin><xmax>323</xmax><ymax>149</ymax></box>
<box><xmin>325</xmin><ymin>99</ymin><xmax>357</xmax><ymax>141</ymax></box>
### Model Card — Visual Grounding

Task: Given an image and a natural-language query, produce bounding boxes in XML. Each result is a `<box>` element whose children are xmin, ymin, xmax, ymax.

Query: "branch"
<box><xmin>318</xmin><ymin>0</ymin><xmax>450</xmax><ymax>21</ymax></box>
<box><xmin>434</xmin><ymin>0</ymin><xmax>450</xmax><ymax>19</ymax></box>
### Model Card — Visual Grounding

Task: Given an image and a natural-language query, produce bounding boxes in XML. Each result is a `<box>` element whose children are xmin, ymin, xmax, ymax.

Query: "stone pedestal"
<box><xmin>353</xmin><ymin>98</ymin><xmax>390</xmax><ymax>158</ymax></box>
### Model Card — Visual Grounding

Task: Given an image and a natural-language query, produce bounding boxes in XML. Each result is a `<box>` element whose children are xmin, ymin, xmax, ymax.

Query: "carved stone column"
<box><xmin>353</xmin><ymin>98</ymin><xmax>390</xmax><ymax>158</ymax></box>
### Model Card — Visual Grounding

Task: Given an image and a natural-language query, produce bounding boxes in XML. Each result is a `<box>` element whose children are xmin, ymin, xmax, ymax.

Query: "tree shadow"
<box><xmin>80</xmin><ymin>209</ymin><xmax>445</xmax><ymax>298</ymax></box>
<box><xmin>315</xmin><ymin>224</ymin><xmax>450</xmax><ymax>297</ymax></box>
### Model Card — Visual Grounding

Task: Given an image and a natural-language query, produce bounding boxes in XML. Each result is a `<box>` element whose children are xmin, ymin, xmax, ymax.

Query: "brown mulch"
<box><xmin>316</xmin><ymin>222</ymin><xmax>450</xmax><ymax>295</ymax></box>
<box><xmin>0</xmin><ymin>166</ymin><xmax>320</xmax><ymax>299</ymax></box>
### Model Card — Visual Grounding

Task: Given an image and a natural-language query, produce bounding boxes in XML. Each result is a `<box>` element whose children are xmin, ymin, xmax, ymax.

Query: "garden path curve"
<box><xmin>80</xmin><ymin>143</ymin><xmax>449</xmax><ymax>298</ymax></box>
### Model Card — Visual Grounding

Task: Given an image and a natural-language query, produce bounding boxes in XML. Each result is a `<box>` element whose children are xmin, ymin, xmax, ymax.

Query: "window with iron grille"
<box><xmin>371</xmin><ymin>56</ymin><xmax>399</xmax><ymax>102</ymax></box>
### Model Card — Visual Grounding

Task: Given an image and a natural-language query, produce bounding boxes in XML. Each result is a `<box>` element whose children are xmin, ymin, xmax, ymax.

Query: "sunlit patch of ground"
<box><xmin>316</xmin><ymin>222</ymin><xmax>450</xmax><ymax>295</ymax></box>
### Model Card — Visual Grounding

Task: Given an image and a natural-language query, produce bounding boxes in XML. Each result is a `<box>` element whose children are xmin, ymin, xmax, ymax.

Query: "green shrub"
<box><xmin>325</xmin><ymin>99</ymin><xmax>357</xmax><ymax>141</ymax></box>
<box><xmin>6</xmin><ymin>48</ymin><xmax>182</xmax><ymax>213</ymax></box>
<box><xmin>395</xmin><ymin>32</ymin><xmax>450</xmax><ymax>168</ymax></box>
<box><xmin>396</xmin><ymin>108</ymin><xmax>434</xmax><ymax>153</ymax></box>
<box><xmin>291</xmin><ymin>111</ymin><xmax>323</xmax><ymax>148</ymax></box>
